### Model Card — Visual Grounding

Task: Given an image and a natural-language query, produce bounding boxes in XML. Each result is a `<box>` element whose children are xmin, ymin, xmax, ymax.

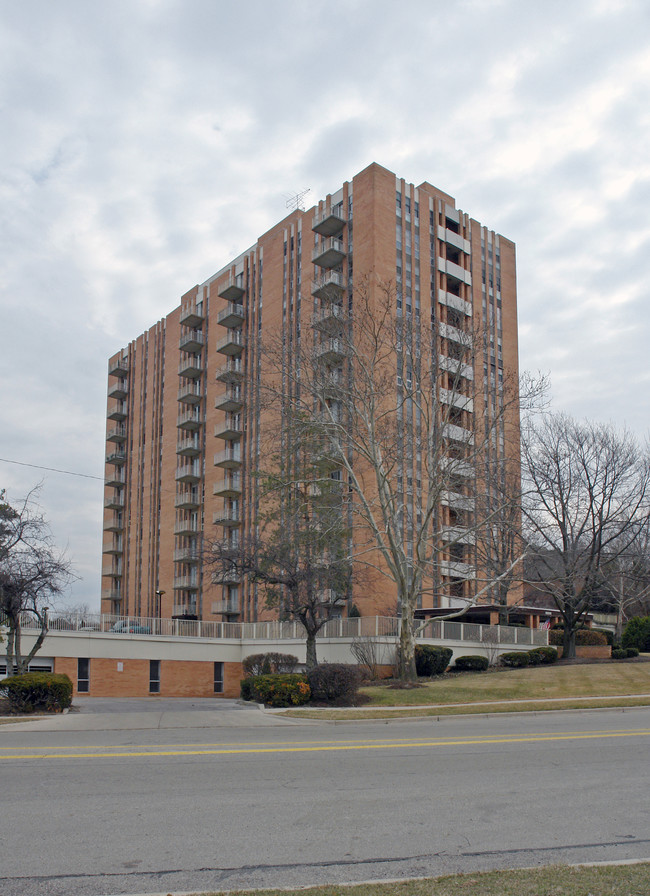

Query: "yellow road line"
<box><xmin>0</xmin><ymin>727</ymin><xmax>643</xmax><ymax>753</ymax></box>
<box><xmin>1</xmin><ymin>729</ymin><xmax>649</xmax><ymax>760</ymax></box>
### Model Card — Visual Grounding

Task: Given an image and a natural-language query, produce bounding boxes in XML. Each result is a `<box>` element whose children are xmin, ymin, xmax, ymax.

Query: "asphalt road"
<box><xmin>1</xmin><ymin>701</ymin><xmax>649</xmax><ymax>896</ymax></box>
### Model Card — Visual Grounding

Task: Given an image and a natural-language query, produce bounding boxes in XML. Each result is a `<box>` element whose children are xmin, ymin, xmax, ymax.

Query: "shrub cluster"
<box><xmin>415</xmin><ymin>645</ymin><xmax>453</xmax><ymax>677</ymax></box>
<box><xmin>453</xmin><ymin>655</ymin><xmax>489</xmax><ymax>672</ymax></box>
<box><xmin>622</xmin><ymin>616</ymin><xmax>650</xmax><ymax>653</ymax></box>
<box><xmin>612</xmin><ymin>647</ymin><xmax>640</xmax><ymax>660</ymax></box>
<box><xmin>0</xmin><ymin>673</ymin><xmax>73</xmax><ymax>713</ymax></box>
<box><xmin>307</xmin><ymin>664</ymin><xmax>362</xmax><ymax>703</ymax></box>
<box><xmin>499</xmin><ymin>651</ymin><xmax>529</xmax><ymax>668</ymax></box>
<box><xmin>527</xmin><ymin>647</ymin><xmax>559</xmax><ymax>666</ymax></box>
<box><xmin>548</xmin><ymin>628</ymin><xmax>608</xmax><ymax>646</ymax></box>
<box><xmin>241</xmin><ymin>673</ymin><xmax>310</xmax><ymax>707</ymax></box>
<box><xmin>242</xmin><ymin>652</ymin><xmax>299</xmax><ymax>677</ymax></box>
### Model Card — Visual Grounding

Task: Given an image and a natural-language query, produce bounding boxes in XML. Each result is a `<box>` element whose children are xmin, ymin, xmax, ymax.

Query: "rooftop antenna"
<box><xmin>285</xmin><ymin>188</ymin><xmax>311</xmax><ymax>212</ymax></box>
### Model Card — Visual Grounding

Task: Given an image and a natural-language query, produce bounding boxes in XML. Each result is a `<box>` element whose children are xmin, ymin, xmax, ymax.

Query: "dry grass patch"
<box><xmin>361</xmin><ymin>663</ymin><xmax>650</xmax><ymax>707</ymax></box>
<box><xmin>200</xmin><ymin>862</ymin><xmax>650</xmax><ymax>896</ymax></box>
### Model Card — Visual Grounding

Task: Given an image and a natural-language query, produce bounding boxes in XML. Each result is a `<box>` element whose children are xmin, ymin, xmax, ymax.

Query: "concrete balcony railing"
<box><xmin>217</xmin><ymin>274</ymin><xmax>245</xmax><ymax>302</ymax></box>
<box><xmin>108</xmin><ymin>358</ymin><xmax>128</xmax><ymax>377</ymax></box>
<box><xmin>312</xmin><ymin>205</ymin><xmax>346</xmax><ymax>237</ymax></box>
<box><xmin>180</xmin><ymin>300</ymin><xmax>204</xmax><ymax>328</ymax></box>
<box><xmin>179</xmin><ymin>329</ymin><xmax>205</xmax><ymax>353</ymax></box>
<box><xmin>215</xmin><ymin>358</ymin><xmax>244</xmax><ymax>383</ymax></box>
<box><xmin>217</xmin><ymin>302</ymin><xmax>245</xmax><ymax>328</ymax></box>
<box><xmin>215</xmin><ymin>330</ymin><xmax>245</xmax><ymax>356</ymax></box>
<box><xmin>213</xmin><ymin>448</ymin><xmax>242</xmax><ymax>469</ymax></box>
<box><xmin>312</xmin><ymin>237</ymin><xmax>346</xmax><ymax>269</ymax></box>
<box><xmin>177</xmin><ymin>383</ymin><xmax>204</xmax><ymax>404</ymax></box>
<box><xmin>311</xmin><ymin>270</ymin><xmax>345</xmax><ymax>299</ymax></box>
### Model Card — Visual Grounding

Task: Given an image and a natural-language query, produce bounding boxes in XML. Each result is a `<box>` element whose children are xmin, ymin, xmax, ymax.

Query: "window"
<box><xmin>78</xmin><ymin>658</ymin><xmax>90</xmax><ymax>693</ymax></box>
<box><xmin>149</xmin><ymin>660</ymin><xmax>160</xmax><ymax>694</ymax></box>
<box><xmin>214</xmin><ymin>662</ymin><xmax>224</xmax><ymax>694</ymax></box>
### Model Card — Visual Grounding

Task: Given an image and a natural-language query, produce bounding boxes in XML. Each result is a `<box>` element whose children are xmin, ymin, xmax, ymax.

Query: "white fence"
<box><xmin>4</xmin><ymin>612</ymin><xmax>548</xmax><ymax>648</ymax></box>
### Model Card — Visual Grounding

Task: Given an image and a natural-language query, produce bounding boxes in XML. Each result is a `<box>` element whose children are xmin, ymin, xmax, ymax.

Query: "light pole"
<box><xmin>155</xmin><ymin>589</ymin><xmax>165</xmax><ymax>632</ymax></box>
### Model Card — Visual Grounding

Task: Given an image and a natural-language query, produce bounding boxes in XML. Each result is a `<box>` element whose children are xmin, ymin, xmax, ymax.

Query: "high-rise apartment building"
<box><xmin>102</xmin><ymin>162</ymin><xmax>520</xmax><ymax>622</ymax></box>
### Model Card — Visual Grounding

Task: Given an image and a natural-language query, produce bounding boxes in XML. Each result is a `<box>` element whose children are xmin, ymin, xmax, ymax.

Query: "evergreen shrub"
<box><xmin>415</xmin><ymin>645</ymin><xmax>453</xmax><ymax>677</ymax></box>
<box><xmin>499</xmin><ymin>651</ymin><xmax>529</xmax><ymax>668</ymax></box>
<box><xmin>0</xmin><ymin>673</ymin><xmax>73</xmax><ymax>713</ymax></box>
<box><xmin>453</xmin><ymin>655</ymin><xmax>489</xmax><ymax>672</ymax></box>
<box><xmin>244</xmin><ymin>673</ymin><xmax>310</xmax><ymax>707</ymax></box>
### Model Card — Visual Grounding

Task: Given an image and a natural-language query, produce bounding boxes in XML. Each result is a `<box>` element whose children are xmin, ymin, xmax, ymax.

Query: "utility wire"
<box><xmin>0</xmin><ymin>457</ymin><xmax>104</xmax><ymax>482</ymax></box>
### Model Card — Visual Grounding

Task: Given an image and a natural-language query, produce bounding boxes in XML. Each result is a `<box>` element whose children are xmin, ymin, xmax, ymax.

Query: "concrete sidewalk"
<box><xmin>0</xmin><ymin>696</ymin><xmax>296</xmax><ymax>731</ymax></box>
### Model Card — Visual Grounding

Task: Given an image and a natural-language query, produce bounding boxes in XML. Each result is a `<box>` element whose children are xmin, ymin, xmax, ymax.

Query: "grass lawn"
<box><xmin>362</xmin><ymin>662</ymin><xmax>650</xmax><ymax>706</ymax></box>
<box><xmin>200</xmin><ymin>863</ymin><xmax>650</xmax><ymax>896</ymax></box>
<box><xmin>284</xmin><ymin>661</ymin><xmax>650</xmax><ymax>719</ymax></box>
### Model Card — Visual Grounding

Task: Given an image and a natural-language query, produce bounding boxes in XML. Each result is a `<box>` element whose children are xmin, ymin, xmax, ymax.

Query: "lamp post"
<box><xmin>155</xmin><ymin>589</ymin><xmax>165</xmax><ymax>632</ymax></box>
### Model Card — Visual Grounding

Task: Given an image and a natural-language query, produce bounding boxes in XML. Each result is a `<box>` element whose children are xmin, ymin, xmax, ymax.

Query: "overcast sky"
<box><xmin>1</xmin><ymin>0</ymin><xmax>649</xmax><ymax>609</ymax></box>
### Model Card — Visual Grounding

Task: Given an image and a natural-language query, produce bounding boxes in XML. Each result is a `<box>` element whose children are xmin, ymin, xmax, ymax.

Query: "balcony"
<box><xmin>441</xmin><ymin>526</ymin><xmax>476</xmax><ymax>545</ymax></box>
<box><xmin>107</xmin><ymin>379</ymin><xmax>128</xmax><ymax>400</ymax></box>
<box><xmin>316</xmin><ymin>337</ymin><xmax>346</xmax><ymax>364</ymax></box>
<box><xmin>179</xmin><ymin>329</ymin><xmax>205</xmax><ymax>353</ymax></box>
<box><xmin>440</xmin><ymin>560</ymin><xmax>476</xmax><ymax>580</ymax></box>
<box><xmin>175</xmin><ymin>462</ymin><xmax>202</xmax><ymax>483</ymax></box>
<box><xmin>319</xmin><ymin>369</ymin><xmax>345</xmax><ymax>397</ymax></box>
<box><xmin>312</xmin><ymin>237</ymin><xmax>346</xmax><ymax>269</ymax></box>
<box><xmin>312</xmin><ymin>205</ymin><xmax>346</xmax><ymax>237</ymax></box>
<box><xmin>213</xmin><ymin>473</ymin><xmax>242</xmax><ymax>497</ymax></box>
<box><xmin>214</xmin><ymin>448</ymin><xmax>242</xmax><ymax>469</ymax></box>
<box><xmin>212</xmin><ymin>508</ymin><xmax>241</xmax><ymax>527</ymax></box>
<box><xmin>438</xmin><ymin>257</ymin><xmax>472</xmax><ymax>286</ymax></box>
<box><xmin>439</xmin><ymin>388</ymin><xmax>474</xmax><ymax>413</ymax></box>
<box><xmin>173</xmin><ymin>602</ymin><xmax>198</xmax><ymax>617</ymax></box>
<box><xmin>211</xmin><ymin>600</ymin><xmax>240</xmax><ymax>615</ymax></box>
<box><xmin>108</xmin><ymin>358</ymin><xmax>128</xmax><ymax>377</ymax></box>
<box><xmin>101</xmin><ymin>561</ymin><xmax>122</xmax><ymax>578</ymax></box>
<box><xmin>215</xmin><ymin>386</ymin><xmax>243</xmax><ymax>412</ymax></box>
<box><xmin>312</xmin><ymin>270</ymin><xmax>345</xmax><ymax>300</ymax></box>
<box><xmin>441</xmin><ymin>490</ymin><xmax>475</xmax><ymax>512</ymax></box>
<box><xmin>106</xmin><ymin>449</ymin><xmax>127</xmax><ymax>466</ymax></box>
<box><xmin>102</xmin><ymin>538</ymin><xmax>123</xmax><ymax>555</ymax></box>
<box><xmin>103</xmin><ymin>515</ymin><xmax>123</xmax><ymax>532</ymax></box>
<box><xmin>102</xmin><ymin>590</ymin><xmax>122</xmax><ymax>605</ymax></box>
<box><xmin>107</xmin><ymin>401</ymin><xmax>127</xmax><ymax>421</ymax></box>
<box><xmin>442</xmin><ymin>423</ymin><xmax>475</xmax><ymax>446</ymax></box>
<box><xmin>174</xmin><ymin>518</ymin><xmax>201</xmax><ymax>536</ymax></box>
<box><xmin>177</xmin><ymin>382</ymin><xmax>203</xmax><ymax>404</ymax></box>
<box><xmin>104</xmin><ymin>494</ymin><xmax>124</xmax><ymax>510</ymax></box>
<box><xmin>439</xmin><ymin>354</ymin><xmax>473</xmax><ymax>381</ymax></box>
<box><xmin>173</xmin><ymin>574</ymin><xmax>200</xmax><ymax>590</ymax></box>
<box><xmin>105</xmin><ymin>469</ymin><xmax>125</xmax><ymax>488</ymax></box>
<box><xmin>437</xmin><ymin>225</ymin><xmax>471</xmax><ymax>255</ymax></box>
<box><xmin>215</xmin><ymin>330</ymin><xmax>245</xmax><ymax>356</ymax></box>
<box><xmin>178</xmin><ymin>356</ymin><xmax>203</xmax><ymax>379</ymax></box>
<box><xmin>214</xmin><ymin>415</ymin><xmax>243</xmax><ymax>441</ymax></box>
<box><xmin>217</xmin><ymin>302</ymin><xmax>245</xmax><ymax>328</ymax></box>
<box><xmin>215</xmin><ymin>358</ymin><xmax>244</xmax><ymax>383</ymax></box>
<box><xmin>174</xmin><ymin>489</ymin><xmax>201</xmax><ymax>509</ymax></box>
<box><xmin>177</xmin><ymin>409</ymin><xmax>204</xmax><ymax>430</ymax></box>
<box><xmin>211</xmin><ymin>569</ymin><xmax>241</xmax><ymax>585</ymax></box>
<box><xmin>217</xmin><ymin>273</ymin><xmax>245</xmax><ymax>302</ymax></box>
<box><xmin>106</xmin><ymin>423</ymin><xmax>127</xmax><ymax>443</ymax></box>
<box><xmin>173</xmin><ymin>547</ymin><xmax>201</xmax><ymax>563</ymax></box>
<box><xmin>176</xmin><ymin>434</ymin><xmax>202</xmax><ymax>456</ymax></box>
<box><xmin>180</xmin><ymin>300</ymin><xmax>204</xmax><ymax>328</ymax></box>
<box><xmin>312</xmin><ymin>304</ymin><xmax>345</xmax><ymax>334</ymax></box>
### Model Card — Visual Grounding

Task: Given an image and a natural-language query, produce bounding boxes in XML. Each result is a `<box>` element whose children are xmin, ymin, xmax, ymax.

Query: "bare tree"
<box><xmin>260</xmin><ymin>278</ymin><xmax>531</xmax><ymax>681</ymax></box>
<box><xmin>0</xmin><ymin>488</ymin><xmax>74</xmax><ymax>675</ymax></box>
<box><xmin>208</xmin><ymin>451</ymin><xmax>354</xmax><ymax>671</ymax></box>
<box><xmin>521</xmin><ymin>414</ymin><xmax>650</xmax><ymax>658</ymax></box>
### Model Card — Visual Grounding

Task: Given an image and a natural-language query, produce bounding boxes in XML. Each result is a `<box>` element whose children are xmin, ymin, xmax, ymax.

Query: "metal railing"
<box><xmin>6</xmin><ymin>612</ymin><xmax>548</xmax><ymax>647</ymax></box>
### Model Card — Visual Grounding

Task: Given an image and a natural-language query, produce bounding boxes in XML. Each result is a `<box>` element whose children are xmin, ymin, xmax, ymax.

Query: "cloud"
<box><xmin>1</xmin><ymin>0</ymin><xmax>649</xmax><ymax>606</ymax></box>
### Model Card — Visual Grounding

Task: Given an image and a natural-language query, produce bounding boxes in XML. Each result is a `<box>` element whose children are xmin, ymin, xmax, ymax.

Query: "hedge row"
<box><xmin>242</xmin><ymin>652</ymin><xmax>299</xmax><ymax>677</ymax></box>
<box><xmin>500</xmin><ymin>647</ymin><xmax>559</xmax><ymax>668</ymax></box>
<box><xmin>549</xmin><ymin>628</ymin><xmax>608</xmax><ymax>646</ymax></box>
<box><xmin>0</xmin><ymin>673</ymin><xmax>73</xmax><ymax>713</ymax></box>
<box><xmin>241</xmin><ymin>664</ymin><xmax>363</xmax><ymax>707</ymax></box>
<box><xmin>612</xmin><ymin>647</ymin><xmax>640</xmax><ymax>660</ymax></box>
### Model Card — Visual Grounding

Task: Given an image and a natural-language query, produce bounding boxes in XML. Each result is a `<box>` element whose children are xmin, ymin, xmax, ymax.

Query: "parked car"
<box><xmin>110</xmin><ymin>620</ymin><xmax>152</xmax><ymax>634</ymax></box>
